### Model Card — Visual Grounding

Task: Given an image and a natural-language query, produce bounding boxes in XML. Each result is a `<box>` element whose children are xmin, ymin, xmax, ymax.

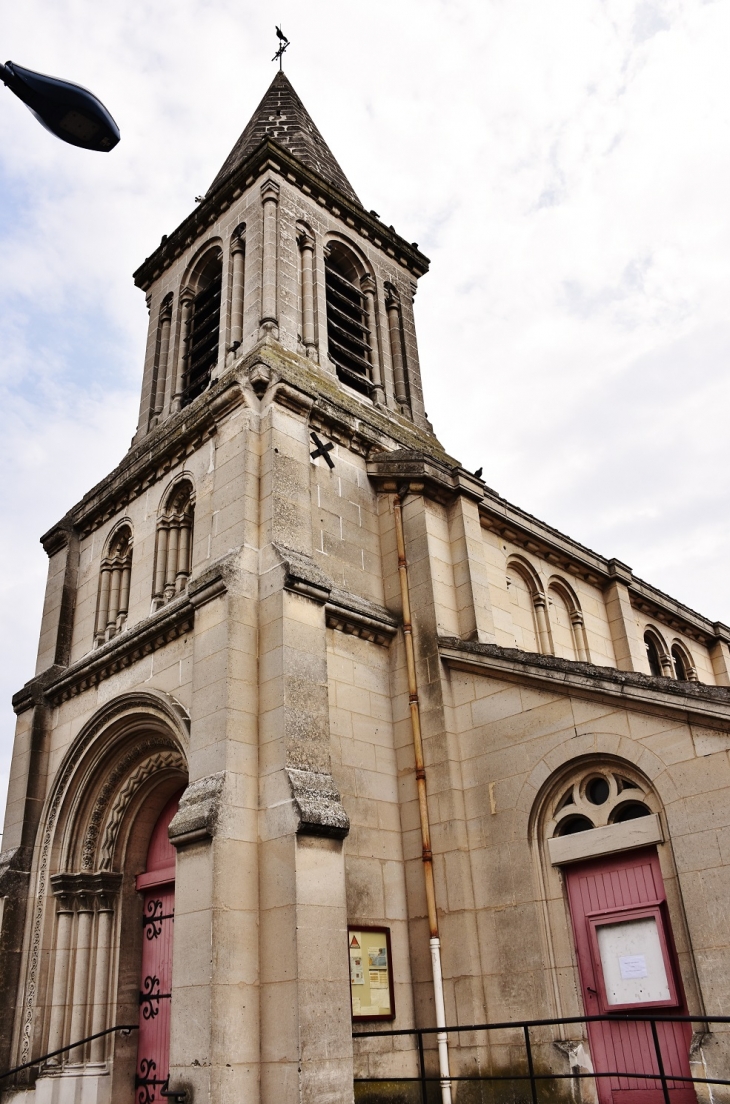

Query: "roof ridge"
<box><xmin>207</xmin><ymin>71</ymin><xmax>361</xmax><ymax>205</ymax></box>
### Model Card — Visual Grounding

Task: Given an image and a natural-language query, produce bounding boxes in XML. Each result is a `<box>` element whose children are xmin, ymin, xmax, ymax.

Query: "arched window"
<box><xmin>506</xmin><ymin>556</ymin><xmax>552</xmax><ymax>654</ymax></box>
<box><xmin>549</xmin><ymin>766</ymin><xmax>653</xmax><ymax>837</ymax></box>
<box><xmin>644</xmin><ymin>630</ymin><xmax>664</xmax><ymax>677</ymax></box>
<box><xmin>94</xmin><ymin>524</ymin><xmax>133</xmax><ymax>646</ymax></box>
<box><xmin>506</xmin><ymin>566</ymin><xmax>540</xmax><ymax>652</ymax></box>
<box><xmin>324</xmin><ymin>241</ymin><xmax>373</xmax><ymax>396</ymax></box>
<box><xmin>672</xmin><ymin>645</ymin><xmax>687</xmax><ymax>680</ymax></box>
<box><xmin>547</xmin><ymin>578</ymin><xmax>590</xmax><ymax>663</ymax></box>
<box><xmin>671</xmin><ymin>641</ymin><xmax>698</xmax><ymax>682</ymax></box>
<box><xmin>152</xmin><ymin>481</ymin><xmax>194</xmax><ymax>609</ymax></box>
<box><xmin>182</xmin><ymin>251</ymin><xmax>223</xmax><ymax>407</ymax></box>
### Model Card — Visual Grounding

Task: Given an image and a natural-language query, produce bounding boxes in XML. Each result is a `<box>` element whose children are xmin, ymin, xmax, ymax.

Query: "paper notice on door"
<box><xmin>619</xmin><ymin>954</ymin><xmax>648</xmax><ymax>980</ymax></box>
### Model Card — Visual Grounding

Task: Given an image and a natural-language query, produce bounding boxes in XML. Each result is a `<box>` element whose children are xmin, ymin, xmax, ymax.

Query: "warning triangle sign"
<box><xmin>350</xmin><ymin>935</ymin><xmax>360</xmax><ymax>948</ymax></box>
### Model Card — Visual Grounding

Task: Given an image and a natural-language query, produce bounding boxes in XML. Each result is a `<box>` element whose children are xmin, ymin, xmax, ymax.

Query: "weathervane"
<box><xmin>272</xmin><ymin>26</ymin><xmax>290</xmax><ymax>70</ymax></box>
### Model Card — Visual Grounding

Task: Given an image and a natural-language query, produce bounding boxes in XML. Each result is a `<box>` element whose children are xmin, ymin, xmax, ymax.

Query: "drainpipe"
<box><xmin>393</xmin><ymin>491</ymin><xmax>452</xmax><ymax>1104</ymax></box>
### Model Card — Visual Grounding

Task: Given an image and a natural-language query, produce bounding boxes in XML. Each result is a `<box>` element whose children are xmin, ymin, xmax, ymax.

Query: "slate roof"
<box><xmin>207</xmin><ymin>71</ymin><xmax>361</xmax><ymax>205</ymax></box>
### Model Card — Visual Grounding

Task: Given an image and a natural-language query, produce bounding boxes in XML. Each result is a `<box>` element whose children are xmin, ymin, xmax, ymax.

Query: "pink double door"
<box><xmin>565</xmin><ymin>847</ymin><xmax>694</xmax><ymax>1104</ymax></box>
<box><xmin>135</xmin><ymin>793</ymin><xmax>180</xmax><ymax>1104</ymax></box>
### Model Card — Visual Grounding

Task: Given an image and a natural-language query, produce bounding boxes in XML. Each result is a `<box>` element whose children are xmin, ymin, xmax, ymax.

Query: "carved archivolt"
<box><xmin>82</xmin><ymin>744</ymin><xmax>185</xmax><ymax>871</ymax></box>
<box><xmin>19</xmin><ymin>691</ymin><xmax>188</xmax><ymax>1064</ymax></box>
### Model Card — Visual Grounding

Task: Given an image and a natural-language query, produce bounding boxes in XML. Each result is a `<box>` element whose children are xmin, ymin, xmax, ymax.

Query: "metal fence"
<box><xmin>353</xmin><ymin>1013</ymin><xmax>730</xmax><ymax>1104</ymax></box>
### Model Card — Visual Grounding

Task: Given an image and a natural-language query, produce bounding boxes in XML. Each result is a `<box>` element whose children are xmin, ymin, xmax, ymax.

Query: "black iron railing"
<box><xmin>0</xmin><ymin>1024</ymin><xmax>138</xmax><ymax>1082</ymax></box>
<box><xmin>353</xmin><ymin>1013</ymin><xmax>730</xmax><ymax>1104</ymax></box>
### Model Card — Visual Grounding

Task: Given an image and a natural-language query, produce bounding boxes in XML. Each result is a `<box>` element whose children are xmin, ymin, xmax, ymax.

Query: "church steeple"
<box><xmin>132</xmin><ymin>71</ymin><xmax>431</xmax><ymax>442</ymax></box>
<box><xmin>207</xmin><ymin>70</ymin><xmax>361</xmax><ymax>206</ymax></box>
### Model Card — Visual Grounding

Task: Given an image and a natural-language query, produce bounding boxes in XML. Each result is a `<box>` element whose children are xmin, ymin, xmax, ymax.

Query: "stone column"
<box><xmin>46</xmin><ymin>895</ymin><xmax>74</xmax><ymax>1064</ymax></box>
<box><xmin>94</xmin><ymin>566</ymin><xmax>111</xmax><ymax>645</ymax></box>
<box><xmin>118</xmin><ymin>560</ymin><xmax>131</xmax><ymax>631</ymax></box>
<box><xmin>88</xmin><ymin>894</ymin><xmax>115</xmax><ymax>1064</ymax></box>
<box><xmin>171</xmin><ymin>287</ymin><xmax>195</xmax><ymax>413</ymax></box>
<box><xmin>533</xmin><ymin>593</ymin><xmax>554</xmax><ymax>655</ymax></box>
<box><xmin>230</xmin><ymin>231</ymin><xmax>246</xmax><ymax>351</ymax></box>
<box><xmin>68</xmin><ymin>894</ymin><xmax>94</xmax><ymax>1062</ymax></box>
<box><xmin>260</xmin><ymin>179</ymin><xmax>280</xmax><ymax>336</ymax></box>
<box><xmin>571</xmin><ymin>610</ymin><xmax>591</xmax><ymax>662</ymax></box>
<box><xmin>386</xmin><ymin>286</ymin><xmax>410</xmax><ymax>415</ymax></box>
<box><xmin>361</xmin><ymin>274</ymin><xmax>385</xmax><ymax>404</ymax></box>
<box><xmin>298</xmin><ymin>229</ymin><xmax>317</xmax><ymax>359</ymax></box>
<box><xmin>152</xmin><ymin>298</ymin><xmax>172</xmax><ymax>423</ymax></box>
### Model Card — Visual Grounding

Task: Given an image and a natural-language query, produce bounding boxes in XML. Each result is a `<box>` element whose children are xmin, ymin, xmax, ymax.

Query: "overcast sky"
<box><xmin>1</xmin><ymin>0</ymin><xmax>729</xmax><ymax>831</ymax></box>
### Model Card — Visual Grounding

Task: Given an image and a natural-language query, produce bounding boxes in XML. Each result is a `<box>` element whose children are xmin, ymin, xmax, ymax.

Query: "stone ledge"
<box><xmin>325</xmin><ymin>588</ymin><xmax>398</xmax><ymax>647</ymax></box>
<box><xmin>40</xmin><ymin>375</ymin><xmax>244</xmax><ymax>547</ymax></box>
<box><xmin>367</xmin><ymin>449</ymin><xmax>486</xmax><ymax>505</ymax></box>
<box><xmin>169</xmin><ymin>772</ymin><xmax>225</xmax><ymax>848</ymax></box>
<box><xmin>547</xmin><ymin>814</ymin><xmax>663</xmax><ymax>866</ymax></box>
<box><xmin>41</xmin><ymin>596</ymin><xmax>195</xmax><ymax>708</ymax></box>
<box><xmin>438</xmin><ymin>637</ymin><xmax>730</xmax><ymax>728</ymax></box>
<box><xmin>287</xmin><ymin>768</ymin><xmax>350</xmax><ymax>839</ymax></box>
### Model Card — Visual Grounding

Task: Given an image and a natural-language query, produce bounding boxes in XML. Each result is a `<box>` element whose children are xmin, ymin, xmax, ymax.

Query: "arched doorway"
<box><xmin>538</xmin><ymin>761</ymin><xmax>695</xmax><ymax>1104</ymax></box>
<box><xmin>135</xmin><ymin>791</ymin><xmax>181</xmax><ymax>1104</ymax></box>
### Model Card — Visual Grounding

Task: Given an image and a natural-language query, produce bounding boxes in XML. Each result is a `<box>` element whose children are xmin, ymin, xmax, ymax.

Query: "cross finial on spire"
<box><xmin>272</xmin><ymin>26</ymin><xmax>290</xmax><ymax>71</ymax></box>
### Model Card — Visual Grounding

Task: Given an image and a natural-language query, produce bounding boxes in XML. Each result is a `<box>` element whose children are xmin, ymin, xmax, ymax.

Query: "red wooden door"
<box><xmin>565</xmin><ymin>847</ymin><xmax>694</xmax><ymax>1104</ymax></box>
<box><xmin>135</xmin><ymin>793</ymin><xmax>180</xmax><ymax>1104</ymax></box>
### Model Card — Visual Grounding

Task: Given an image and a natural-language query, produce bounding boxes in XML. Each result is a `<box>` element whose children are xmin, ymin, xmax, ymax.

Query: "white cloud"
<box><xmin>1</xmin><ymin>0</ymin><xmax>729</xmax><ymax>829</ymax></box>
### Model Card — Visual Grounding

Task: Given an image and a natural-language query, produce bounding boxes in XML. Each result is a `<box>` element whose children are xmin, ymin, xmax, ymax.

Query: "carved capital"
<box><xmin>50</xmin><ymin>871</ymin><xmax>123</xmax><ymax>904</ymax></box>
<box><xmin>360</xmin><ymin>273</ymin><xmax>377</xmax><ymax>296</ymax></box>
<box><xmin>260</xmin><ymin>178</ymin><xmax>280</xmax><ymax>204</ymax></box>
<box><xmin>159</xmin><ymin>294</ymin><xmax>173</xmax><ymax>322</ymax></box>
<box><xmin>297</xmin><ymin>228</ymin><xmax>315</xmax><ymax>251</ymax></box>
<box><xmin>385</xmin><ymin>284</ymin><xmax>401</xmax><ymax>310</ymax></box>
<box><xmin>230</xmin><ymin>226</ymin><xmax>246</xmax><ymax>254</ymax></box>
<box><xmin>179</xmin><ymin>284</ymin><xmax>196</xmax><ymax>305</ymax></box>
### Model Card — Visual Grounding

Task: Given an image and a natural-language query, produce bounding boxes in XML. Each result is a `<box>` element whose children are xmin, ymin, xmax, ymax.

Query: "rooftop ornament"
<box><xmin>272</xmin><ymin>26</ymin><xmax>290</xmax><ymax>71</ymax></box>
<box><xmin>0</xmin><ymin>60</ymin><xmax>120</xmax><ymax>151</ymax></box>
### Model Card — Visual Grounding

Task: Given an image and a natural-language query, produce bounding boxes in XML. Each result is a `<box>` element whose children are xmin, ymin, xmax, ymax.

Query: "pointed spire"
<box><xmin>207</xmin><ymin>71</ymin><xmax>361</xmax><ymax>205</ymax></box>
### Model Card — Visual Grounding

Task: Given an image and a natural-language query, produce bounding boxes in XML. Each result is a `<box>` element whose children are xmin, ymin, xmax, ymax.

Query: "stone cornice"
<box><xmin>273</xmin><ymin>542</ymin><xmax>398</xmax><ymax>645</ymax></box>
<box><xmin>41</xmin><ymin>592</ymin><xmax>196</xmax><ymax>708</ymax></box>
<box><xmin>478</xmin><ymin>490</ymin><xmax>729</xmax><ymax>646</ymax></box>
<box><xmin>366</xmin><ymin>450</ymin><xmax>729</xmax><ymax>648</ymax></box>
<box><xmin>438</xmin><ymin>636</ymin><xmax>730</xmax><ymax>730</ymax></box>
<box><xmin>40</xmin><ymin>376</ymin><xmax>245</xmax><ymax>548</ymax></box>
<box><xmin>366</xmin><ymin>449</ymin><xmax>483</xmax><ymax>504</ymax></box>
<box><xmin>325</xmin><ymin>589</ymin><xmax>398</xmax><ymax>647</ymax></box>
<box><xmin>39</xmin><ymin>342</ymin><xmax>448</xmax><ymax>555</ymax></box>
<box><xmin>133</xmin><ymin>139</ymin><xmax>430</xmax><ymax>292</ymax></box>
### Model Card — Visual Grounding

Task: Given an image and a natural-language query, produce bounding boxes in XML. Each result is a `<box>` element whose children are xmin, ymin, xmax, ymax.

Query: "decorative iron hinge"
<box><xmin>142</xmin><ymin>899</ymin><xmax>175</xmax><ymax>939</ymax></box>
<box><xmin>139</xmin><ymin>975</ymin><xmax>172</xmax><ymax>1019</ymax></box>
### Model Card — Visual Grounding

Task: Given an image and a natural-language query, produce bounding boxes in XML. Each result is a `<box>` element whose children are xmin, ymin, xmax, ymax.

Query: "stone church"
<box><xmin>1</xmin><ymin>69</ymin><xmax>729</xmax><ymax>1104</ymax></box>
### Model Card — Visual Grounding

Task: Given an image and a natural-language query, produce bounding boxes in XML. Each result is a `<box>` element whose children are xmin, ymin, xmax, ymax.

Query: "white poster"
<box><xmin>596</xmin><ymin>916</ymin><xmax>670</xmax><ymax>1005</ymax></box>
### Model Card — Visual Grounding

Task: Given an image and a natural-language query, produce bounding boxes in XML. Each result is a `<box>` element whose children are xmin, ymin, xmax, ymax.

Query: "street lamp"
<box><xmin>0</xmin><ymin>60</ymin><xmax>119</xmax><ymax>151</ymax></box>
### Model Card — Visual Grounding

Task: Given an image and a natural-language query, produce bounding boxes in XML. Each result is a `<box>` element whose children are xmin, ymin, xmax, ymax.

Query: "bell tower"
<box><xmin>132</xmin><ymin>69</ymin><xmax>434</xmax><ymax>441</ymax></box>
